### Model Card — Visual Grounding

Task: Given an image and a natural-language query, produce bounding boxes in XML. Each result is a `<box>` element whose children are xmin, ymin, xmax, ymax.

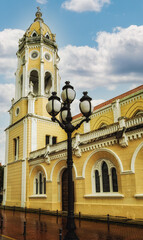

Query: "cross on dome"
<box><xmin>34</xmin><ymin>7</ymin><xmax>43</xmax><ymax>22</ymax></box>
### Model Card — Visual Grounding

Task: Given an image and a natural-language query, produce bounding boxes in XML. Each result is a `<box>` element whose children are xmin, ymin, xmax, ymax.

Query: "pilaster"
<box><xmin>31</xmin><ymin>118</ymin><xmax>37</xmax><ymax>151</ymax></box>
<box><xmin>21</xmin><ymin>118</ymin><xmax>27</xmax><ymax>207</ymax></box>
<box><xmin>23</xmin><ymin>46</ymin><xmax>29</xmax><ymax>97</ymax></box>
<box><xmin>40</xmin><ymin>44</ymin><xmax>44</xmax><ymax>95</ymax></box>
<box><xmin>112</xmin><ymin>99</ymin><xmax>121</xmax><ymax>123</ymax></box>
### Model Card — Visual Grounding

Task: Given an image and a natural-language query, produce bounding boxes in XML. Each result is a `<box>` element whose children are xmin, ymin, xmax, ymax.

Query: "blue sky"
<box><xmin>0</xmin><ymin>0</ymin><xmax>143</xmax><ymax>164</ymax></box>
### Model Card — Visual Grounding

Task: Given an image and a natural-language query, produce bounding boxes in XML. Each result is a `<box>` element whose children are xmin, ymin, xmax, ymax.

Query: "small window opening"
<box><xmin>52</xmin><ymin>136</ymin><xmax>57</xmax><ymax>145</ymax></box>
<box><xmin>32</xmin><ymin>32</ymin><xmax>37</xmax><ymax>37</ymax></box>
<box><xmin>44</xmin><ymin>72</ymin><xmax>52</xmax><ymax>95</ymax></box>
<box><xmin>45</xmin><ymin>135</ymin><xmax>50</xmax><ymax>146</ymax></box>
<box><xmin>14</xmin><ymin>137</ymin><xmax>19</xmax><ymax>161</ymax></box>
<box><xmin>45</xmin><ymin>33</ymin><xmax>49</xmax><ymax>39</ymax></box>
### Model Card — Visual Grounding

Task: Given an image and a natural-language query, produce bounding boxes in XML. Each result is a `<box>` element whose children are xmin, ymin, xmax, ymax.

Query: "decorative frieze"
<box><xmin>28</xmin><ymin>114</ymin><xmax>143</xmax><ymax>163</ymax></box>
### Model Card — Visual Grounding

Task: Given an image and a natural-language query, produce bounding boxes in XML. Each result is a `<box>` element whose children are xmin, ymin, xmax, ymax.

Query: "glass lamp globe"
<box><xmin>79</xmin><ymin>91</ymin><xmax>93</xmax><ymax>118</ymax></box>
<box><xmin>60</xmin><ymin>104</ymin><xmax>68</xmax><ymax>123</ymax></box>
<box><xmin>61</xmin><ymin>81</ymin><xmax>76</xmax><ymax>103</ymax></box>
<box><xmin>46</xmin><ymin>92</ymin><xmax>61</xmax><ymax>117</ymax></box>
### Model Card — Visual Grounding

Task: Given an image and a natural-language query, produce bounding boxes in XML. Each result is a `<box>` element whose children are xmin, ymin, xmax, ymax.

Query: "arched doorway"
<box><xmin>61</xmin><ymin>168</ymin><xmax>75</xmax><ymax>211</ymax></box>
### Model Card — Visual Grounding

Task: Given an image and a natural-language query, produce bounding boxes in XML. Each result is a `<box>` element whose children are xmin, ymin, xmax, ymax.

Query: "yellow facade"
<box><xmin>3</xmin><ymin>8</ymin><xmax>143</xmax><ymax>221</ymax></box>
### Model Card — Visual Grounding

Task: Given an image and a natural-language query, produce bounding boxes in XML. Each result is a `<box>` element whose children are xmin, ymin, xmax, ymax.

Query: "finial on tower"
<box><xmin>37</xmin><ymin>6</ymin><xmax>41</xmax><ymax>12</ymax></box>
<box><xmin>34</xmin><ymin>7</ymin><xmax>44</xmax><ymax>22</ymax></box>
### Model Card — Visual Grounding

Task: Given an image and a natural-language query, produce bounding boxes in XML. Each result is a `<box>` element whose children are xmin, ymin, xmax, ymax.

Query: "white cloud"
<box><xmin>62</xmin><ymin>0</ymin><xmax>110</xmax><ymax>12</ymax></box>
<box><xmin>36</xmin><ymin>0</ymin><xmax>47</xmax><ymax>4</ymax></box>
<box><xmin>0</xmin><ymin>84</ymin><xmax>15</xmax><ymax>114</ymax></box>
<box><xmin>0</xmin><ymin>83</ymin><xmax>15</xmax><ymax>165</ymax></box>
<box><xmin>0</xmin><ymin>29</ymin><xmax>24</xmax><ymax>79</ymax></box>
<box><xmin>92</xmin><ymin>99</ymin><xmax>105</xmax><ymax>107</ymax></box>
<box><xmin>59</xmin><ymin>25</ymin><xmax>143</xmax><ymax>91</ymax></box>
<box><xmin>129</xmin><ymin>84</ymin><xmax>138</xmax><ymax>90</ymax></box>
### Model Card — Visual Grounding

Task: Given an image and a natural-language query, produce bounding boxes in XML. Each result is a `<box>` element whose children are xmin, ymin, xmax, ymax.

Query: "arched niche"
<box><xmin>29</xmin><ymin>70</ymin><xmax>39</xmax><ymax>95</ymax></box>
<box><xmin>29</xmin><ymin>164</ymin><xmax>47</xmax><ymax>196</ymax></box>
<box><xmin>44</xmin><ymin>72</ymin><xmax>52</xmax><ymax>95</ymax></box>
<box><xmin>125</xmin><ymin>101</ymin><xmax>143</xmax><ymax>118</ymax></box>
<box><xmin>92</xmin><ymin>116</ymin><xmax>112</xmax><ymax>130</ymax></box>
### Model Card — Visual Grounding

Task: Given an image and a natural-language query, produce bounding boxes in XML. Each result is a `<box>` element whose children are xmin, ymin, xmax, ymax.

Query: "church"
<box><xmin>3</xmin><ymin>8</ymin><xmax>143</xmax><ymax>220</ymax></box>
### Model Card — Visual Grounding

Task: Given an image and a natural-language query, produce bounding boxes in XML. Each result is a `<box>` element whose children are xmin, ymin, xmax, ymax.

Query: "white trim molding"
<box><xmin>50</xmin><ymin>159</ymin><xmax>78</xmax><ymax>182</ymax></box>
<box><xmin>82</xmin><ymin>148</ymin><xmax>123</xmax><ymax>179</ymax></box>
<box><xmin>131</xmin><ymin>142</ymin><xmax>143</xmax><ymax>173</ymax></box>
<box><xmin>29</xmin><ymin>194</ymin><xmax>47</xmax><ymax>198</ymax></box>
<box><xmin>84</xmin><ymin>193</ymin><xmax>124</xmax><ymax>198</ymax></box>
<box><xmin>134</xmin><ymin>194</ymin><xmax>143</xmax><ymax>198</ymax></box>
<box><xmin>5</xmin><ymin>129</ymin><xmax>9</xmax><ymax>165</ymax></box>
<box><xmin>29</xmin><ymin>164</ymin><xmax>48</xmax><ymax>181</ymax></box>
<box><xmin>31</xmin><ymin>118</ymin><xmax>37</xmax><ymax>152</ymax></box>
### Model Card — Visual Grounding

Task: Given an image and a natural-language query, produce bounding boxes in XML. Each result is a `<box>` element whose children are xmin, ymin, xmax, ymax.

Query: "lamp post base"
<box><xmin>64</xmin><ymin>230</ymin><xmax>79</xmax><ymax>240</ymax></box>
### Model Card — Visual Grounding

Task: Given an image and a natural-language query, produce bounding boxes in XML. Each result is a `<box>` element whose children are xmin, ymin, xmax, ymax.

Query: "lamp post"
<box><xmin>46</xmin><ymin>81</ymin><xmax>92</xmax><ymax>240</ymax></box>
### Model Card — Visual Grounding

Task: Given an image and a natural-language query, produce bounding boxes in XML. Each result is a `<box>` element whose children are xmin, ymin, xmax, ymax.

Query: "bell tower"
<box><xmin>15</xmin><ymin>7</ymin><xmax>60</xmax><ymax>102</ymax></box>
<box><xmin>3</xmin><ymin>9</ymin><xmax>65</xmax><ymax>208</ymax></box>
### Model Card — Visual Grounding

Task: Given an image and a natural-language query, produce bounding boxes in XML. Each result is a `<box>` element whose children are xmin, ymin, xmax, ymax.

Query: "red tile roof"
<box><xmin>73</xmin><ymin>84</ymin><xmax>143</xmax><ymax>120</ymax></box>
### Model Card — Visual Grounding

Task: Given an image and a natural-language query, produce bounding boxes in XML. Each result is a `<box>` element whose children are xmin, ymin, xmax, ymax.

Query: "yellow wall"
<box><xmin>12</xmin><ymin>98</ymin><xmax>28</xmax><ymax>124</ymax></box>
<box><xmin>6</xmin><ymin>161</ymin><xmax>22</xmax><ymax>207</ymax></box>
<box><xmin>36</xmin><ymin>119</ymin><xmax>66</xmax><ymax>149</ymax></box>
<box><xmin>28</xmin><ymin>47</ymin><xmax>40</xmax><ymax>71</ymax></box>
<box><xmin>35</xmin><ymin>98</ymin><xmax>51</xmax><ymax>117</ymax></box>
<box><xmin>123</xmin><ymin>100</ymin><xmax>143</xmax><ymax>118</ymax></box>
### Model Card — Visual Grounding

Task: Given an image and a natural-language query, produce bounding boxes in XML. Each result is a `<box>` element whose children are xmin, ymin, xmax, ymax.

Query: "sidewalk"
<box><xmin>1</xmin><ymin>209</ymin><xmax>143</xmax><ymax>240</ymax></box>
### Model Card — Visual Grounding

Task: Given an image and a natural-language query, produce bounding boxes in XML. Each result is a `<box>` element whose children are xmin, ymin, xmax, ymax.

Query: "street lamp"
<box><xmin>46</xmin><ymin>81</ymin><xmax>92</xmax><ymax>240</ymax></box>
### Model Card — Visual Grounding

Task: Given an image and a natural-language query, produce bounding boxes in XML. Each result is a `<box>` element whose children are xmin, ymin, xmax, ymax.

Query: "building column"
<box><xmin>21</xmin><ymin>118</ymin><xmax>27</xmax><ymax>208</ymax></box>
<box><xmin>23</xmin><ymin>46</ymin><xmax>29</xmax><ymax>97</ymax></box>
<box><xmin>31</xmin><ymin>118</ymin><xmax>37</xmax><ymax>152</ymax></box>
<box><xmin>40</xmin><ymin>44</ymin><xmax>44</xmax><ymax>95</ymax></box>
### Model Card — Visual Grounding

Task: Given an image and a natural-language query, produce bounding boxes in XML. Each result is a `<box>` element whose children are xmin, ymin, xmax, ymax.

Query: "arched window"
<box><xmin>102</xmin><ymin>161</ymin><xmax>110</xmax><ymax>192</ymax></box>
<box><xmin>30</xmin><ymin>70</ymin><xmax>39</xmax><ymax>95</ymax></box>
<box><xmin>34</xmin><ymin>172</ymin><xmax>46</xmax><ymax>195</ymax></box>
<box><xmin>93</xmin><ymin>159</ymin><xmax>118</xmax><ymax>194</ymax></box>
<box><xmin>45</xmin><ymin>32</ymin><xmax>49</xmax><ymax>39</ymax></box>
<box><xmin>31</xmin><ymin>31</ymin><xmax>38</xmax><ymax>37</ymax></box>
<box><xmin>95</xmin><ymin>170</ymin><xmax>100</xmax><ymax>193</ymax></box>
<box><xmin>44</xmin><ymin>72</ymin><xmax>52</xmax><ymax>95</ymax></box>
<box><xmin>112</xmin><ymin>167</ymin><xmax>118</xmax><ymax>192</ymax></box>
<box><xmin>32</xmin><ymin>32</ymin><xmax>37</xmax><ymax>37</ymax></box>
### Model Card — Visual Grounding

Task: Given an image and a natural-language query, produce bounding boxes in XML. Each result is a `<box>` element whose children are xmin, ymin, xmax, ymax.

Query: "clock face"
<box><xmin>31</xmin><ymin>51</ymin><xmax>39</xmax><ymax>59</ymax></box>
<box><xmin>45</xmin><ymin>53</ymin><xmax>51</xmax><ymax>61</ymax></box>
